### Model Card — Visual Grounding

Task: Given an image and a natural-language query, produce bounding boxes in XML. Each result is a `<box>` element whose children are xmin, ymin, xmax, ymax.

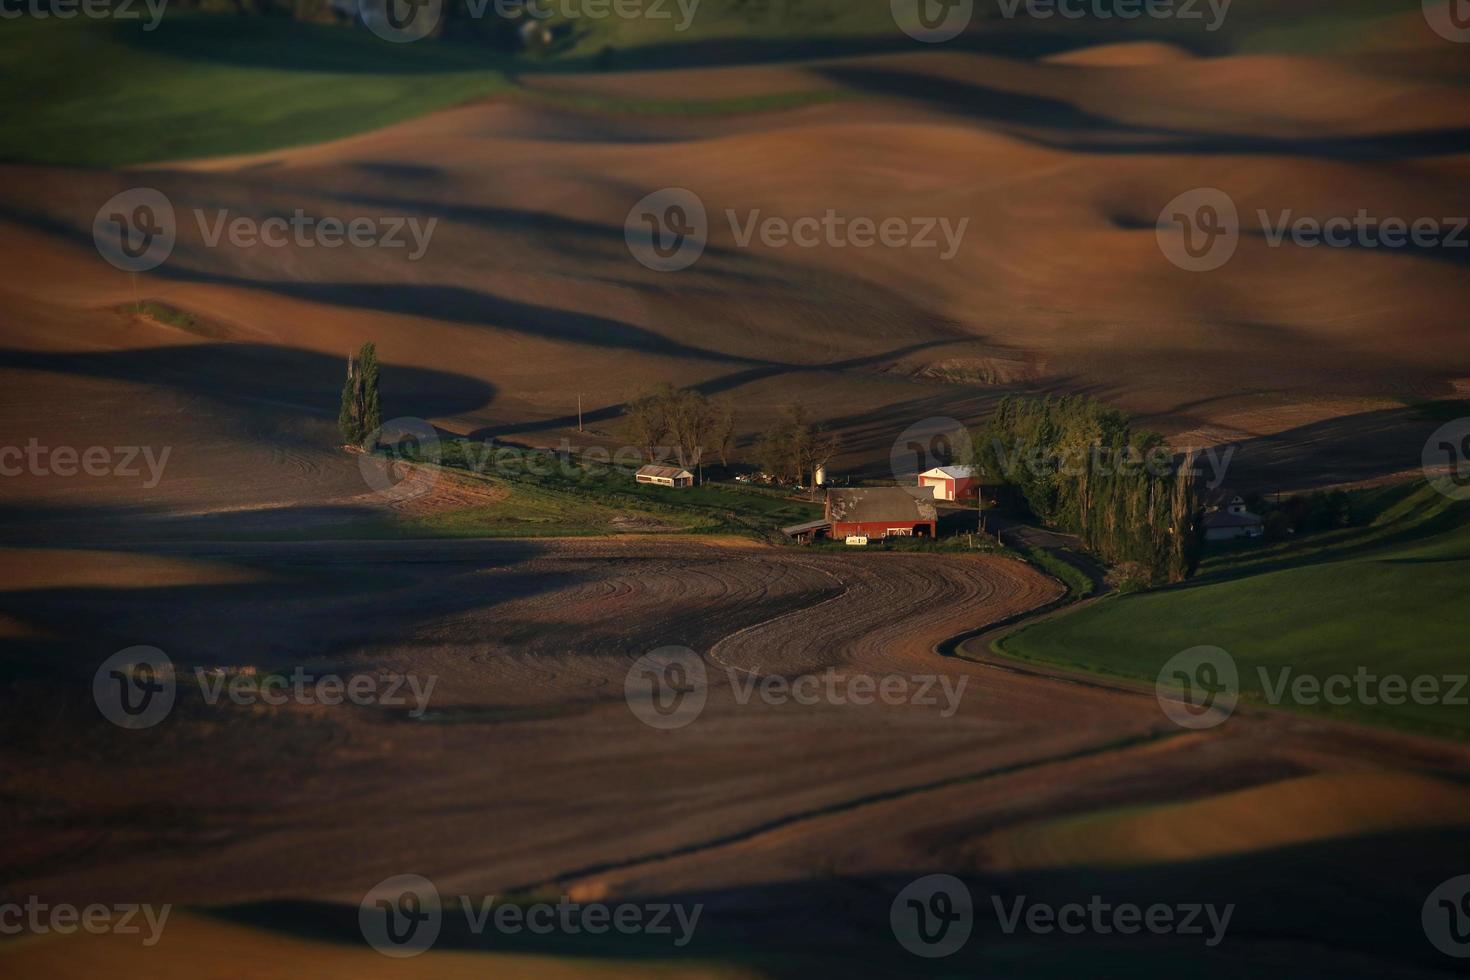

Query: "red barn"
<box><xmin>825</xmin><ymin>487</ymin><xmax>938</xmax><ymax>542</ymax></box>
<box><xmin>918</xmin><ymin>465</ymin><xmax>979</xmax><ymax>502</ymax></box>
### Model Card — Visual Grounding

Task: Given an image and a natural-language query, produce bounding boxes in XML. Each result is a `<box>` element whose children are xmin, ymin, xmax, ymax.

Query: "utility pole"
<box><xmin>977</xmin><ymin>466</ymin><xmax>985</xmax><ymax>535</ymax></box>
<box><xmin>577</xmin><ymin>394</ymin><xmax>584</xmax><ymax>433</ymax></box>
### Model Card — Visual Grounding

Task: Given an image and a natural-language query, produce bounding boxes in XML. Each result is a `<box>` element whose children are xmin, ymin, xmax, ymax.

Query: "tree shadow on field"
<box><xmin>204</xmin><ymin>825</ymin><xmax>1470</xmax><ymax>977</ymax></box>
<box><xmin>0</xmin><ymin>535</ymin><xmax>553</xmax><ymax>679</ymax></box>
<box><xmin>1200</xmin><ymin>406</ymin><xmax>1447</xmax><ymax>496</ymax></box>
<box><xmin>0</xmin><ymin>342</ymin><xmax>497</xmax><ymax>422</ymax></box>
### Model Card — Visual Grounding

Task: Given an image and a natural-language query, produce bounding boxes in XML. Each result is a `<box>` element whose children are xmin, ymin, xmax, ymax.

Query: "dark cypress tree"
<box><xmin>337</xmin><ymin>343</ymin><xmax>380</xmax><ymax>448</ymax></box>
<box><xmin>338</xmin><ymin>351</ymin><xmax>363</xmax><ymax>446</ymax></box>
<box><xmin>358</xmin><ymin>343</ymin><xmax>381</xmax><ymax>449</ymax></box>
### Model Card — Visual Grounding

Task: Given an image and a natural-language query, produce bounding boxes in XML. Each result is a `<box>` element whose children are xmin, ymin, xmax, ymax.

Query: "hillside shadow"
<box><xmin>821</xmin><ymin>64</ymin><xmax>1470</xmax><ymax>160</ymax></box>
<box><xmin>1206</xmin><ymin>406</ymin><xmax>1442</xmax><ymax>495</ymax></box>
<box><xmin>108</xmin><ymin>15</ymin><xmax>512</xmax><ymax>75</ymax></box>
<box><xmin>0</xmin><ymin>198</ymin><xmax>788</xmax><ymax>364</ymax></box>
<box><xmin>109</xmin><ymin>12</ymin><xmax>1227</xmax><ymax>77</ymax></box>
<box><xmin>0</xmin><ymin>535</ymin><xmax>554</xmax><ymax>675</ymax></box>
<box><xmin>203</xmin><ymin>824</ymin><xmax>1470</xmax><ymax>976</ymax></box>
<box><xmin>464</xmin><ymin>338</ymin><xmax>980</xmax><ymax>441</ymax></box>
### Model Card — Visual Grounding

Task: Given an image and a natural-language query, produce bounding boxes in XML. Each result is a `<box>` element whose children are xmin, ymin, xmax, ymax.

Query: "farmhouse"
<box><xmin>918</xmin><ymin>465</ymin><xmax>979</xmax><ymax>502</ymax></box>
<box><xmin>826</xmin><ymin>486</ymin><xmax>938</xmax><ymax>542</ymax></box>
<box><xmin>1203</xmin><ymin>495</ymin><xmax>1264</xmax><ymax>541</ymax></box>
<box><xmin>635</xmin><ymin>464</ymin><xmax>694</xmax><ymax>488</ymax></box>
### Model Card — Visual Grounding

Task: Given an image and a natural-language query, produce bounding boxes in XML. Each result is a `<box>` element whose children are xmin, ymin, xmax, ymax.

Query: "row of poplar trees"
<box><xmin>969</xmin><ymin>395</ymin><xmax>1201</xmax><ymax>584</ymax></box>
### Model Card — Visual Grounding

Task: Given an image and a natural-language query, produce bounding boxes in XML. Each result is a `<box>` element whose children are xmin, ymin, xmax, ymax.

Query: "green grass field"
<box><xmin>325</xmin><ymin>440</ymin><xmax>822</xmax><ymax>540</ymax></box>
<box><xmin>0</xmin><ymin>17</ymin><xmax>518</xmax><ymax>167</ymax></box>
<box><xmin>0</xmin><ymin>15</ymin><xmax>845</xmax><ymax>167</ymax></box>
<box><xmin>996</xmin><ymin>482</ymin><xmax>1470</xmax><ymax>739</ymax></box>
